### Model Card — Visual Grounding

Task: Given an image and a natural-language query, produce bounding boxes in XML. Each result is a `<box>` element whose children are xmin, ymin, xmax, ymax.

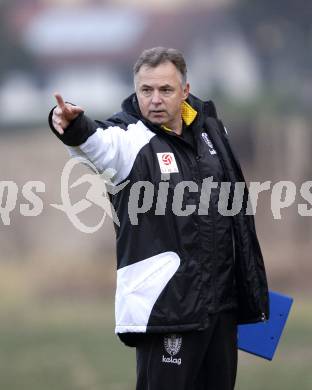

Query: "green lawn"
<box><xmin>0</xmin><ymin>298</ymin><xmax>311</xmax><ymax>390</ymax></box>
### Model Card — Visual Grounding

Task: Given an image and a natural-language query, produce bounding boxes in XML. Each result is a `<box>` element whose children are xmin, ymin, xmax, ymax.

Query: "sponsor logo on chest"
<box><xmin>157</xmin><ymin>152</ymin><xmax>179</xmax><ymax>174</ymax></box>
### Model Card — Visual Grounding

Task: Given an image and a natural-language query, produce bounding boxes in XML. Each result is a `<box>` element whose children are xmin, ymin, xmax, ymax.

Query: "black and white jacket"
<box><xmin>49</xmin><ymin>93</ymin><xmax>269</xmax><ymax>344</ymax></box>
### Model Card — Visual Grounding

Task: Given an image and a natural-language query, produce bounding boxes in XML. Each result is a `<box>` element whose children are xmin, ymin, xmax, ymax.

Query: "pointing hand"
<box><xmin>52</xmin><ymin>93</ymin><xmax>84</xmax><ymax>134</ymax></box>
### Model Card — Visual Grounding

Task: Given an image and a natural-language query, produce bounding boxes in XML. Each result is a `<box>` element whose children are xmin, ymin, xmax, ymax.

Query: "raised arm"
<box><xmin>48</xmin><ymin>94</ymin><xmax>155</xmax><ymax>185</ymax></box>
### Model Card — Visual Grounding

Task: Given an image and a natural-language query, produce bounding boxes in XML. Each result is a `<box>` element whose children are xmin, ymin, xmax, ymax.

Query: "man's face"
<box><xmin>135</xmin><ymin>61</ymin><xmax>190</xmax><ymax>130</ymax></box>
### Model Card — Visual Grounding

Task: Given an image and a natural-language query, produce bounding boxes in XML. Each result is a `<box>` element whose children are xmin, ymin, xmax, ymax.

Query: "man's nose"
<box><xmin>151</xmin><ymin>91</ymin><xmax>162</xmax><ymax>104</ymax></box>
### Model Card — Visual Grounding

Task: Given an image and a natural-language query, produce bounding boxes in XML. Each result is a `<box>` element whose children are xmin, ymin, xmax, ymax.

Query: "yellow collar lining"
<box><xmin>181</xmin><ymin>100</ymin><xmax>197</xmax><ymax>126</ymax></box>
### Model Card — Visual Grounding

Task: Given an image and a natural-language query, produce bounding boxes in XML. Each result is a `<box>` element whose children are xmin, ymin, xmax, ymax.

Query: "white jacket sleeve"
<box><xmin>66</xmin><ymin>120</ymin><xmax>155</xmax><ymax>185</ymax></box>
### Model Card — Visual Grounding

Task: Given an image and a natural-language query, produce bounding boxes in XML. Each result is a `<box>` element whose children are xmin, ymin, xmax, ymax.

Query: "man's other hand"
<box><xmin>52</xmin><ymin>93</ymin><xmax>84</xmax><ymax>134</ymax></box>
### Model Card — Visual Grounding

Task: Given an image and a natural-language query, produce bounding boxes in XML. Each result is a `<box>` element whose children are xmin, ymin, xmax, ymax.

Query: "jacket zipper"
<box><xmin>193</xmin><ymin>150</ymin><xmax>218</xmax><ymax>312</ymax></box>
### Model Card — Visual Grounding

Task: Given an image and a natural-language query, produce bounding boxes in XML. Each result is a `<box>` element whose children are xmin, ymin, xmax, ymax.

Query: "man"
<box><xmin>49</xmin><ymin>47</ymin><xmax>269</xmax><ymax>389</ymax></box>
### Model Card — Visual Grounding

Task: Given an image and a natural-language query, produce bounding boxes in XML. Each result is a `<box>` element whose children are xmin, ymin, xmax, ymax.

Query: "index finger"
<box><xmin>54</xmin><ymin>92</ymin><xmax>66</xmax><ymax>110</ymax></box>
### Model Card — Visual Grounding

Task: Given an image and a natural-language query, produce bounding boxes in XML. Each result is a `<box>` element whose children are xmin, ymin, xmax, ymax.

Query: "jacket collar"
<box><xmin>121</xmin><ymin>93</ymin><xmax>217</xmax><ymax>130</ymax></box>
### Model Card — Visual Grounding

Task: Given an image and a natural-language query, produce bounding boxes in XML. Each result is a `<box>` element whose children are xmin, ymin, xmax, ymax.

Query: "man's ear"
<box><xmin>183</xmin><ymin>82</ymin><xmax>190</xmax><ymax>100</ymax></box>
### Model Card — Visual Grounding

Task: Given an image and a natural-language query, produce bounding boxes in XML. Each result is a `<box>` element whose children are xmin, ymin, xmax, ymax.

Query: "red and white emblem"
<box><xmin>162</xmin><ymin>154</ymin><xmax>173</xmax><ymax>165</ymax></box>
<box><xmin>157</xmin><ymin>152</ymin><xmax>179</xmax><ymax>173</ymax></box>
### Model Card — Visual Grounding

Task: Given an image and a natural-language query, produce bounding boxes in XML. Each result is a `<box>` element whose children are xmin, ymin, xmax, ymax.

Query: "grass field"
<box><xmin>0</xmin><ymin>283</ymin><xmax>311</xmax><ymax>390</ymax></box>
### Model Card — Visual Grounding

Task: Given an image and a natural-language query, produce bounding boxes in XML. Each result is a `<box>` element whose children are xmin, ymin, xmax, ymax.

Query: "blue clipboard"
<box><xmin>238</xmin><ymin>291</ymin><xmax>293</xmax><ymax>360</ymax></box>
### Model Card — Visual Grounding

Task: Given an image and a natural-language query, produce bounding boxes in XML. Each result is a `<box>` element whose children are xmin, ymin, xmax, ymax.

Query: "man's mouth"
<box><xmin>150</xmin><ymin>110</ymin><xmax>166</xmax><ymax>115</ymax></box>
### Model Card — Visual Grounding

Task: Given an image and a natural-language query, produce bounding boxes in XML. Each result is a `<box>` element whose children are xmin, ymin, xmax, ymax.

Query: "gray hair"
<box><xmin>133</xmin><ymin>47</ymin><xmax>187</xmax><ymax>85</ymax></box>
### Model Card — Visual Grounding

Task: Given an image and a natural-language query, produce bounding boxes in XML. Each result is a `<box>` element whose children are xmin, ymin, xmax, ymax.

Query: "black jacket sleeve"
<box><xmin>48</xmin><ymin>106</ymin><xmax>100</xmax><ymax>147</ymax></box>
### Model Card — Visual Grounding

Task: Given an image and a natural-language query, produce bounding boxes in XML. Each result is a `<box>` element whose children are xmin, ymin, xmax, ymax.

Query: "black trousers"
<box><xmin>136</xmin><ymin>310</ymin><xmax>237</xmax><ymax>390</ymax></box>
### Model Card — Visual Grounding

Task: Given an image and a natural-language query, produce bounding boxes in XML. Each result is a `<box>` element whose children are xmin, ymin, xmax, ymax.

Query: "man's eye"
<box><xmin>142</xmin><ymin>88</ymin><xmax>152</xmax><ymax>95</ymax></box>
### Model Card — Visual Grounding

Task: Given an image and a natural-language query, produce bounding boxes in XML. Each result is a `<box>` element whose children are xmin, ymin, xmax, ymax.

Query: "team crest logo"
<box><xmin>164</xmin><ymin>334</ymin><xmax>182</xmax><ymax>356</ymax></box>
